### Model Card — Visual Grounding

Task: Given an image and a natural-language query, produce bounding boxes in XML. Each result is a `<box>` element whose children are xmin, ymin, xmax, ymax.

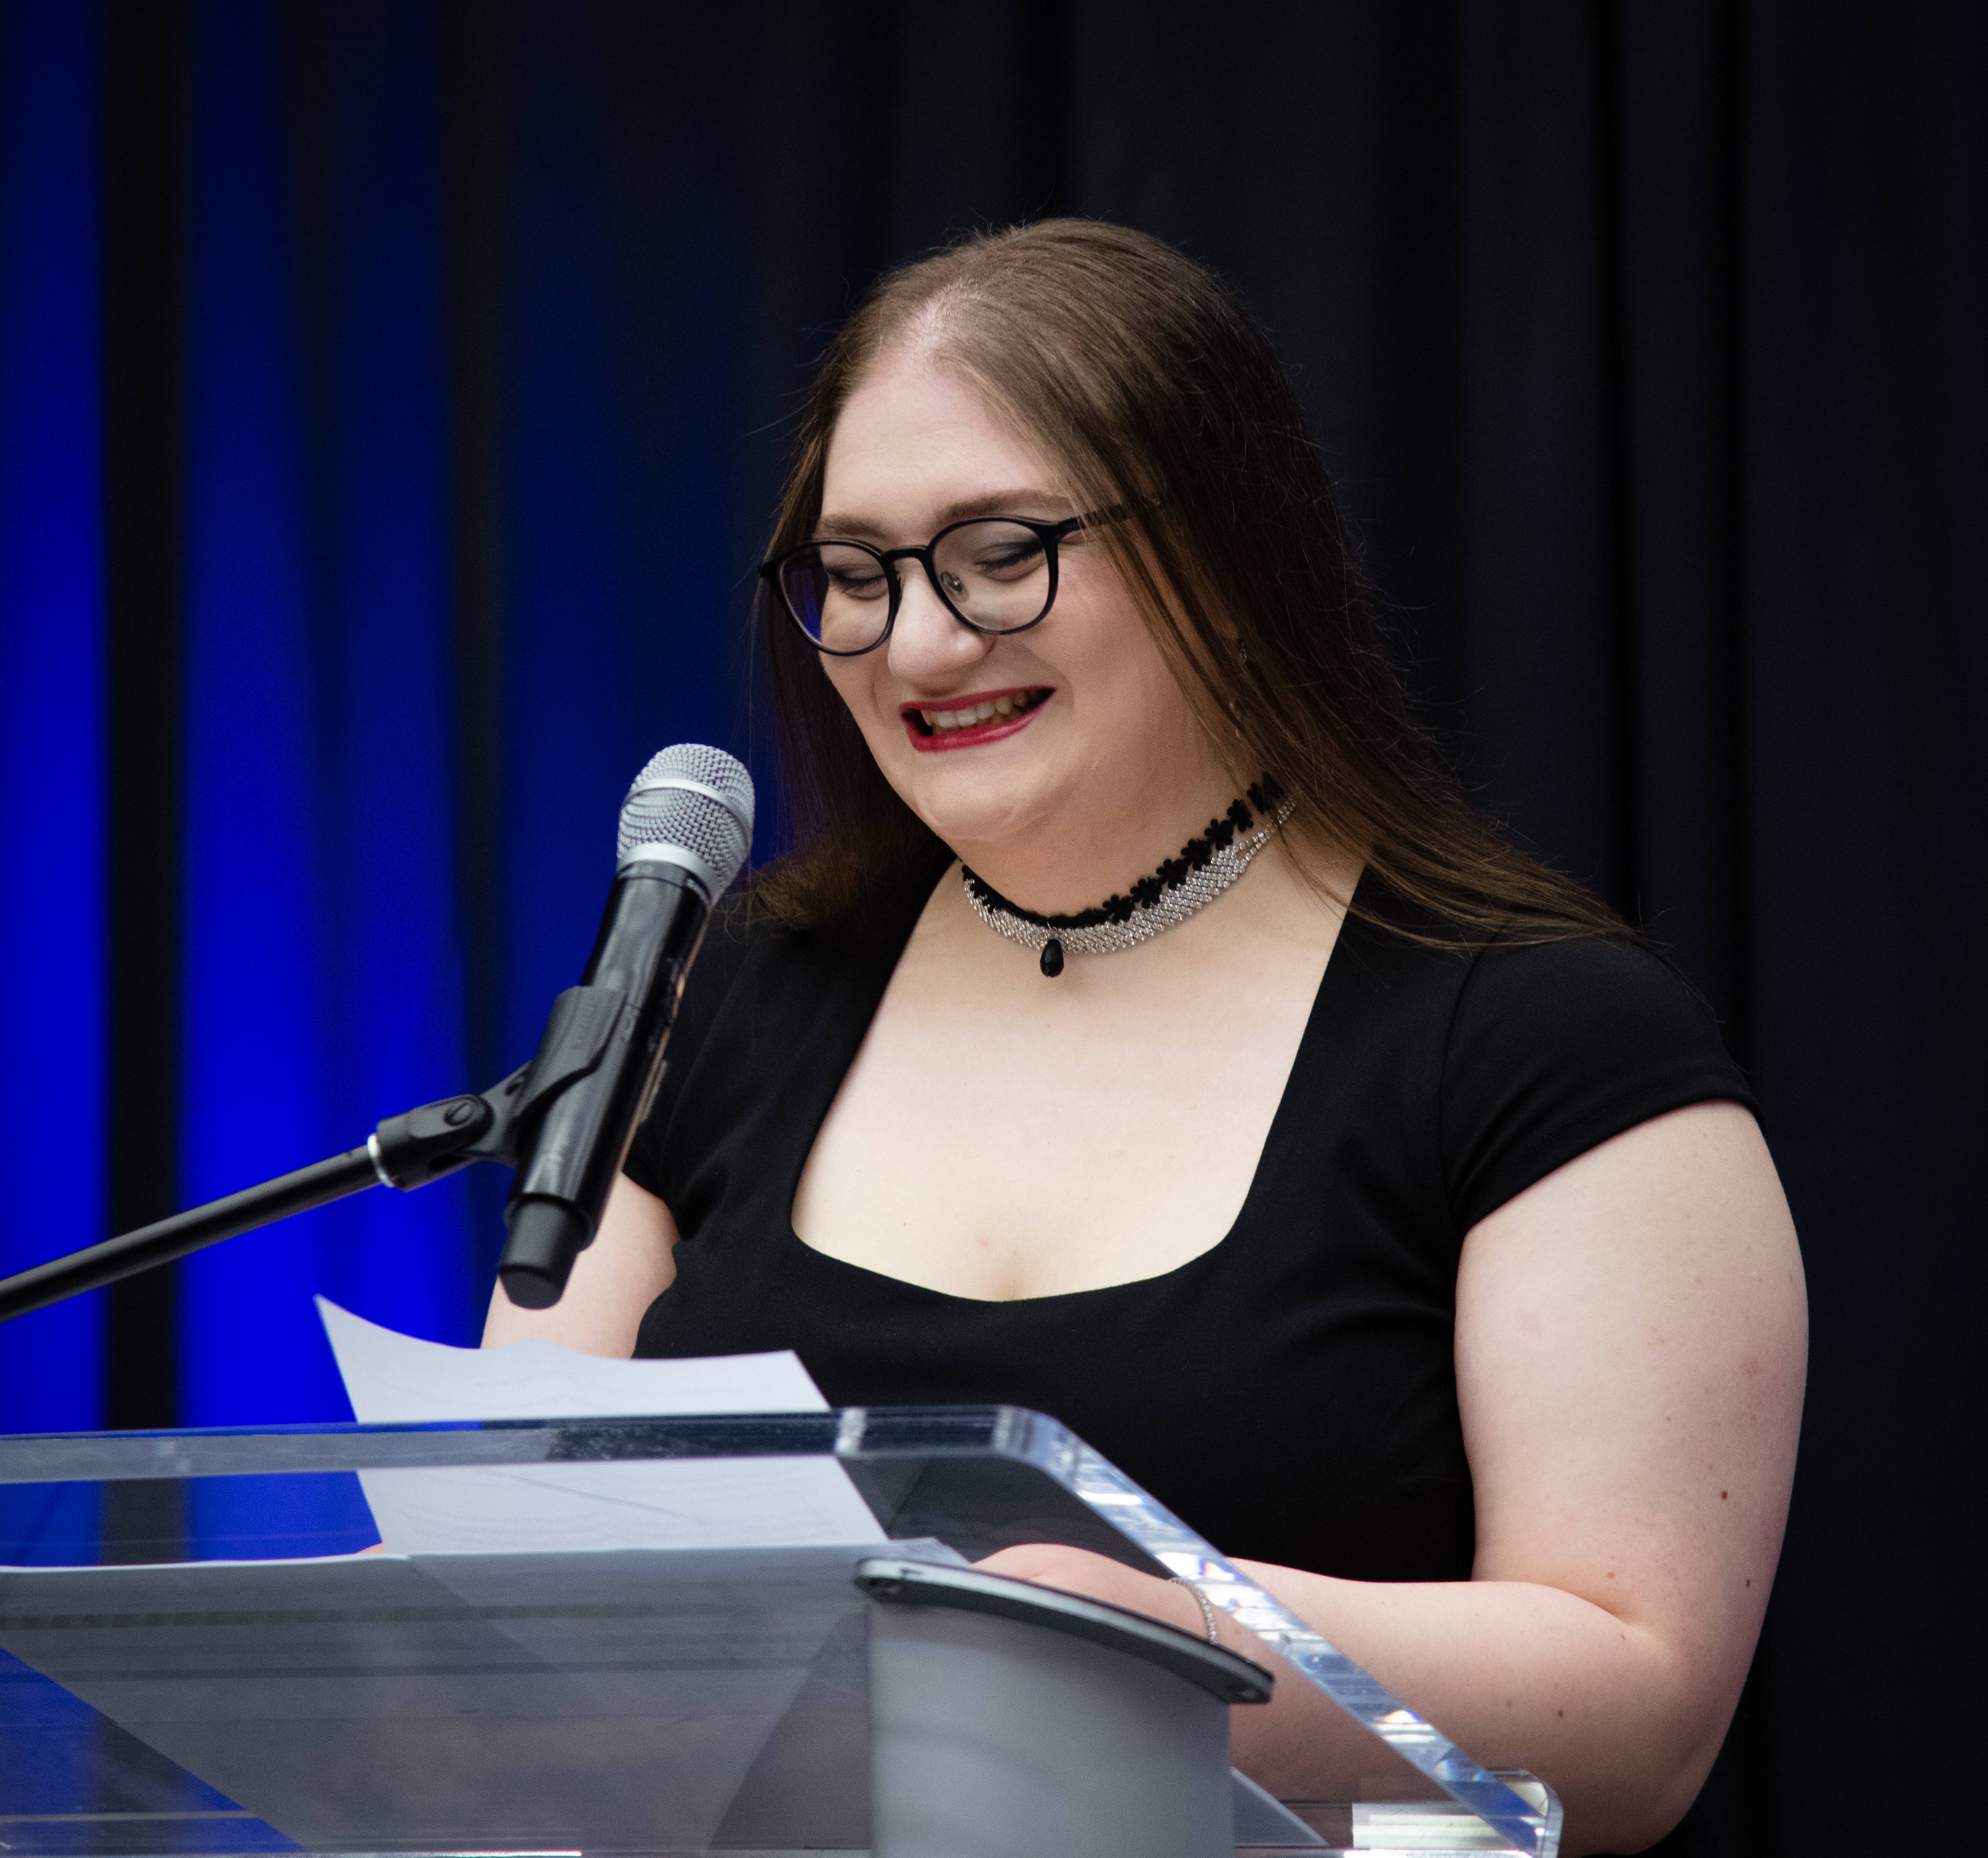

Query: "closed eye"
<box><xmin>825</xmin><ymin>563</ymin><xmax>889</xmax><ymax>600</ymax></box>
<box><xmin>966</xmin><ymin>536</ymin><xmax>1049</xmax><ymax>579</ymax></box>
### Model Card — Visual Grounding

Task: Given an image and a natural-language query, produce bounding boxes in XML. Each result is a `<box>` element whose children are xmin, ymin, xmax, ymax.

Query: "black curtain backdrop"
<box><xmin>39</xmin><ymin>0</ymin><xmax>1988</xmax><ymax>1851</ymax></box>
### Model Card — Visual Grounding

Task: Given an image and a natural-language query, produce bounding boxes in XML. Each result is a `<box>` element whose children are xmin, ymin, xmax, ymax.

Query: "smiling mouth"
<box><xmin>906</xmin><ymin>687</ymin><xmax>1051</xmax><ymax>738</ymax></box>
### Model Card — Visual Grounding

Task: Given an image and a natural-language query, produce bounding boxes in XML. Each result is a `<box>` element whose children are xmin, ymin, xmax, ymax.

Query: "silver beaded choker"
<box><xmin>961</xmin><ymin>778</ymin><xmax>1294</xmax><ymax>977</ymax></box>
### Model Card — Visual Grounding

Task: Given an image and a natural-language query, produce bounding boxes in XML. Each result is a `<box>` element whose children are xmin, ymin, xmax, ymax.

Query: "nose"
<box><xmin>885</xmin><ymin>562</ymin><xmax>992</xmax><ymax>681</ymax></box>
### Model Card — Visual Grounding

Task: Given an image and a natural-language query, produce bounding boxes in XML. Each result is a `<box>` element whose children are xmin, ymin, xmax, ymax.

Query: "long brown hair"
<box><xmin>751</xmin><ymin>219</ymin><xmax>1627</xmax><ymax>945</ymax></box>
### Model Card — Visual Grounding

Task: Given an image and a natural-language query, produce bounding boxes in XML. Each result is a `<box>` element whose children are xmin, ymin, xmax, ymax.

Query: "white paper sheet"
<box><xmin>317</xmin><ymin>1298</ymin><xmax>886</xmax><ymax>1554</ymax></box>
<box><xmin>318</xmin><ymin>1296</ymin><xmax>833</xmax><ymax>1423</ymax></box>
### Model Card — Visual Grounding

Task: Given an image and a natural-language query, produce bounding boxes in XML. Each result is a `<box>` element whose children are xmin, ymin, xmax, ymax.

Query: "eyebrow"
<box><xmin>813</xmin><ymin>487</ymin><xmax>1072</xmax><ymax>542</ymax></box>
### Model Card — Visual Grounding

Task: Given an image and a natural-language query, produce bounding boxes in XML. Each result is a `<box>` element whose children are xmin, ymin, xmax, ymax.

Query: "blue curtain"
<box><xmin>0</xmin><ymin>0</ymin><xmax>757</xmax><ymax>1430</ymax></box>
<box><xmin>0</xmin><ymin>0</ymin><xmax>106</xmax><ymax>1434</ymax></box>
<box><xmin>492</xmin><ymin>1</ymin><xmax>746</xmax><ymax>1074</ymax></box>
<box><xmin>175</xmin><ymin>0</ymin><xmax>467</xmax><ymax>1426</ymax></box>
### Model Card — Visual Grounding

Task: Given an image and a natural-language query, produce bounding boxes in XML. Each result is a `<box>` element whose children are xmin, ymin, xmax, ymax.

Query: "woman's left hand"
<box><xmin>970</xmin><ymin>1541</ymin><xmax>1444</xmax><ymax>1807</ymax></box>
<box><xmin>972</xmin><ymin>1542</ymin><xmax>1221</xmax><ymax>1645</ymax></box>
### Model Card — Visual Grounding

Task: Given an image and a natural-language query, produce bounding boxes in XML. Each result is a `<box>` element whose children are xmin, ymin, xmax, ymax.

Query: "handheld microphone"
<box><xmin>496</xmin><ymin>745</ymin><xmax>754</xmax><ymax>1310</ymax></box>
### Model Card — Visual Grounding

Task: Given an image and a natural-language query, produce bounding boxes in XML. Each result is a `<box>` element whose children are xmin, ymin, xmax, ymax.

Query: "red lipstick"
<box><xmin>901</xmin><ymin>686</ymin><xmax>1049</xmax><ymax>754</ymax></box>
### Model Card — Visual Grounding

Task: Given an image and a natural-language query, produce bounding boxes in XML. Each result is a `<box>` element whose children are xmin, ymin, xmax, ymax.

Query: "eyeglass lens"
<box><xmin>779</xmin><ymin>518</ymin><xmax>1057</xmax><ymax>652</ymax></box>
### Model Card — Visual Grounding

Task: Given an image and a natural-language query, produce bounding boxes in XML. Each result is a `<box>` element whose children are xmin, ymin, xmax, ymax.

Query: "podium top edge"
<box><xmin>0</xmin><ymin>1405</ymin><xmax>1060</xmax><ymax>1483</ymax></box>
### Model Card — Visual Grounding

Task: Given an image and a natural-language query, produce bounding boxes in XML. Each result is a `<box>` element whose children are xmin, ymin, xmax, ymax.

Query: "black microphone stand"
<box><xmin>0</xmin><ymin>1067</ymin><xmax>531</xmax><ymax>1325</ymax></box>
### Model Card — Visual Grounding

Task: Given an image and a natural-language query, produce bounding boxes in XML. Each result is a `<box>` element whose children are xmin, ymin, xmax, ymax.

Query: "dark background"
<box><xmin>0</xmin><ymin>2</ymin><xmax>1981</xmax><ymax>1852</ymax></box>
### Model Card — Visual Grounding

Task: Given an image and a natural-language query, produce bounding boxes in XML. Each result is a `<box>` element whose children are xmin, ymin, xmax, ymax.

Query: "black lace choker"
<box><xmin>962</xmin><ymin>777</ymin><xmax>1291</xmax><ymax>977</ymax></box>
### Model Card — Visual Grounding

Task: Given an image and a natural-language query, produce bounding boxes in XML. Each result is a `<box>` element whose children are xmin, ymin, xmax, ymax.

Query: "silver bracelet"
<box><xmin>1169</xmin><ymin>1575</ymin><xmax>1221</xmax><ymax>1645</ymax></box>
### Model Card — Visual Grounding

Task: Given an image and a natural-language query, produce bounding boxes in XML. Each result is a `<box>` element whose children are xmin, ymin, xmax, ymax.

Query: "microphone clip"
<box><xmin>369</xmin><ymin>980</ymin><xmax>637</xmax><ymax>1191</ymax></box>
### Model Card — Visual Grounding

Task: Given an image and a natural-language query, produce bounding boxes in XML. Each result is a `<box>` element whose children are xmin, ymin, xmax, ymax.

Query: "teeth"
<box><xmin>921</xmin><ymin>692</ymin><xmax>1038</xmax><ymax>732</ymax></box>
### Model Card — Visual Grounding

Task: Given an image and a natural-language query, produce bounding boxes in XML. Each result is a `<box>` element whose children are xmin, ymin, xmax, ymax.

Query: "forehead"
<box><xmin>820</xmin><ymin>353</ymin><xmax>1060</xmax><ymax>536</ymax></box>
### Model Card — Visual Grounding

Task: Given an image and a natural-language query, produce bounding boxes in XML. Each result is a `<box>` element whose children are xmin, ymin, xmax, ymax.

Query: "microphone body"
<box><xmin>498</xmin><ymin>747</ymin><xmax>753</xmax><ymax>1309</ymax></box>
<box><xmin>499</xmin><ymin>867</ymin><xmax>708</xmax><ymax>1305</ymax></box>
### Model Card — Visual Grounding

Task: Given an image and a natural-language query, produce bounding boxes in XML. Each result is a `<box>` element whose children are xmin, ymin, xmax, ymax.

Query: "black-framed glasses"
<box><xmin>760</xmin><ymin>507</ymin><xmax>1131</xmax><ymax>657</ymax></box>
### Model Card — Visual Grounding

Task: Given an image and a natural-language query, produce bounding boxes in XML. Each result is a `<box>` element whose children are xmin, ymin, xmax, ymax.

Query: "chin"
<box><xmin>893</xmin><ymin>756</ymin><xmax>1056</xmax><ymax>853</ymax></box>
<box><xmin>907</xmin><ymin>789</ymin><xmax>1042</xmax><ymax>854</ymax></box>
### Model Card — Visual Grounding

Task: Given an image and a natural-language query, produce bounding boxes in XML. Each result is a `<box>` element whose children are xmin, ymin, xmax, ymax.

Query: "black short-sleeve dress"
<box><xmin>625</xmin><ymin>856</ymin><xmax>1756</xmax><ymax>1584</ymax></box>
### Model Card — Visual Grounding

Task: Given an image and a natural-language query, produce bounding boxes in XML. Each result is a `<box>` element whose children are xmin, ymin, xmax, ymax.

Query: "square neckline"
<box><xmin>780</xmin><ymin>859</ymin><xmax>1373</xmax><ymax>1307</ymax></box>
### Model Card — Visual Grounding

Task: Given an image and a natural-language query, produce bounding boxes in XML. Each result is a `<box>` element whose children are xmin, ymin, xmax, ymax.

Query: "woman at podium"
<box><xmin>486</xmin><ymin>220</ymin><xmax>1806</xmax><ymax>1857</ymax></box>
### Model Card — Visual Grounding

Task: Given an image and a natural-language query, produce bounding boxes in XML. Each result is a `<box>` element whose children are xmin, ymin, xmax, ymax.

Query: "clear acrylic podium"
<box><xmin>0</xmin><ymin>1407</ymin><xmax>1560</xmax><ymax>1856</ymax></box>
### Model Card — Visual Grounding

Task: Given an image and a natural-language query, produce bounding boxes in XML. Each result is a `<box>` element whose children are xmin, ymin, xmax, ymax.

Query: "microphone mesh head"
<box><xmin>616</xmin><ymin>745</ymin><xmax>755</xmax><ymax>894</ymax></box>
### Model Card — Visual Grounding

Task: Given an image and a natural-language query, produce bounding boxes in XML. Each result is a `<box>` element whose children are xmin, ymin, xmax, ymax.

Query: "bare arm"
<box><xmin>983</xmin><ymin>1100</ymin><xmax>1807</xmax><ymax>1856</ymax></box>
<box><xmin>480</xmin><ymin>1172</ymin><xmax>679</xmax><ymax>1356</ymax></box>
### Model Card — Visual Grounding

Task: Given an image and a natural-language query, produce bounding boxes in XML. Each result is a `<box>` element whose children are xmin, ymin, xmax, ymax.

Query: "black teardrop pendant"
<box><xmin>1039</xmin><ymin>936</ymin><xmax>1065</xmax><ymax>978</ymax></box>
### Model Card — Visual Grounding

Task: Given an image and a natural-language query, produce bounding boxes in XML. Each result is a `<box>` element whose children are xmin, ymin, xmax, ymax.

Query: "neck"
<box><xmin>950</xmin><ymin>773</ymin><xmax>1282</xmax><ymax>920</ymax></box>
